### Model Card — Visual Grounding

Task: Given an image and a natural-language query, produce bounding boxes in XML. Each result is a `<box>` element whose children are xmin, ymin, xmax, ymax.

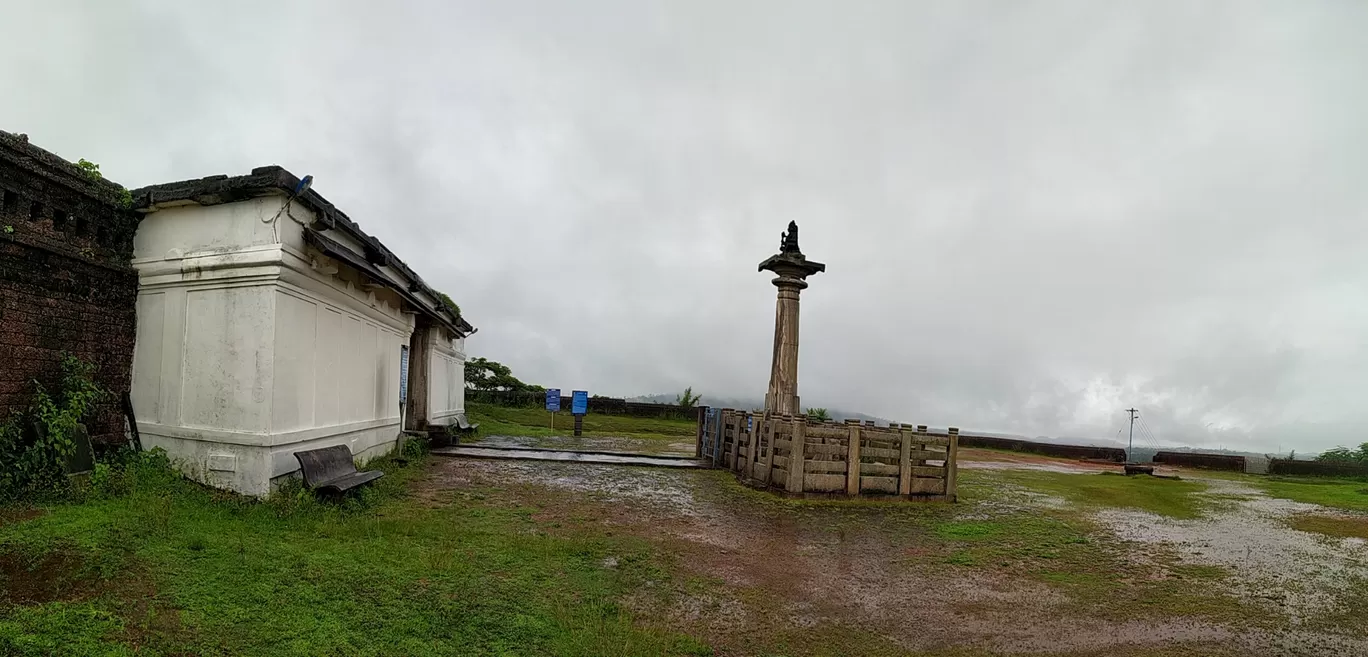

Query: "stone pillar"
<box><xmin>405</xmin><ymin>315</ymin><xmax>433</xmax><ymax>431</ymax></box>
<box><xmin>766</xmin><ymin>278</ymin><xmax>805</xmax><ymax>415</ymax></box>
<box><xmin>759</xmin><ymin>221</ymin><xmax>824</xmax><ymax>416</ymax></box>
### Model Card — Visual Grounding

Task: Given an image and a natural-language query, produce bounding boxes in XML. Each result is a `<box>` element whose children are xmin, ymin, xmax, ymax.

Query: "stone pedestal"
<box><xmin>759</xmin><ymin>222</ymin><xmax>824</xmax><ymax>416</ymax></box>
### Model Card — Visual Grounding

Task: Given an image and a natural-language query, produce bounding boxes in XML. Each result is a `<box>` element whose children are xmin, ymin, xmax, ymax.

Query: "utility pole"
<box><xmin>1125</xmin><ymin>408</ymin><xmax>1139</xmax><ymax>462</ymax></box>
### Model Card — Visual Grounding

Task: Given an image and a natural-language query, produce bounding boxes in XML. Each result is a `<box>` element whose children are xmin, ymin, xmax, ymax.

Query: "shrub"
<box><xmin>0</xmin><ymin>353</ymin><xmax>106</xmax><ymax>501</ymax></box>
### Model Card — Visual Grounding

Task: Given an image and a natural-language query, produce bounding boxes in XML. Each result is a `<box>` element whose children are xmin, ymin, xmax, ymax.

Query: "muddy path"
<box><xmin>417</xmin><ymin>452</ymin><xmax>1368</xmax><ymax>656</ymax></box>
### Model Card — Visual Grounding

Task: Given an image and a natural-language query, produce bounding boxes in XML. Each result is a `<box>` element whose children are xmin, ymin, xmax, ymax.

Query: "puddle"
<box><xmin>467</xmin><ymin>434</ymin><xmax>694</xmax><ymax>456</ymax></box>
<box><xmin>434</xmin><ymin>446</ymin><xmax>705</xmax><ymax>468</ymax></box>
<box><xmin>450</xmin><ymin>459</ymin><xmax>708</xmax><ymax>517</ymax></box>
<box><xmin>1096</xmin><ymin>478</ymin><xmax>1368</xmax><ymax>622</ymax></box>
<box><xmin>961</xmin><ymin>460</ymin><xmax>1109</xmax><ymax>475</ymax></box>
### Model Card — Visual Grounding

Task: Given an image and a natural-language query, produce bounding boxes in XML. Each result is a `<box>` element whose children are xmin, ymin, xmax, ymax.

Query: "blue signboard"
<box><xmin>545</xmin><ymin>389</ymin><xmax>561</xmax><ymax>412</ymax></box>
<box><xmin>398</xmin><ymin>346</ymin><xmax>410</xmax><ymax>403</ymax></box>
<box><xmin>571</xmin><ymin>390</ymin><xmax>588</xmax><ymax>415</ymax></box>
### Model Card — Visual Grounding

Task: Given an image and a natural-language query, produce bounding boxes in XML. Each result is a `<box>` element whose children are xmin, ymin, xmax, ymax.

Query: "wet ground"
<box><xmin>432</xmin><ymin>445</ymin><xmax>706</xmax><ymax>468</ymax></box>
<box><xmin>465</xmin><ymin>433</ymin><xmax>696</xmax><ymax>456</ymax></box>
<box><xmin>1098</xmin><ymin>477</ymin><xmax>1368</xmax><ymax>623</ymax></box>
<box><xmin>416</xmin><ymin>444</ymin><xmax>1368</xmax><ymax>656</ymax></box>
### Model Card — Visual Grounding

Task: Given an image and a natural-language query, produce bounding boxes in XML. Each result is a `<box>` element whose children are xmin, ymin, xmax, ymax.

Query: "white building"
<box><xmin>128</xmin><ymin>166</ymin><xmax>473</xmax><ymax>496</ymax></box>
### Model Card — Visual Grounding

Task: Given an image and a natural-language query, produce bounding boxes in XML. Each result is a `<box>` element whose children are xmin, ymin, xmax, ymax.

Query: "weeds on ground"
<box><xmin>926</xmin><ymin>470</ymin><xmax>1262</xmax><ymax>628</ymax></box>
<box><xmin>1287</xmin><ymin>514</ymin><xmax>1368</xmax><ymax>539</ymax></box>
<box><xmin>0</xmin><ymin>444</ymin><xmax>707</xmax><ymax>656</ymax></box>
<box><xmin>995</xmin><ymin>470</ymin><xmax>1210</xmax><ymax>519</ymax></box>
<box><xmin>1256</xmin><ymin>476</ymin><xmax>1368</xmax><ymax>513</ymax></box>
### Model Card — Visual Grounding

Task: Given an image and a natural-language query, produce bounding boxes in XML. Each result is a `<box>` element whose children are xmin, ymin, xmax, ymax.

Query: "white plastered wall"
<box><xmin>428</xmin><ymin>329</ymin><xmax>466</xmax><ymax>424</ymax></box>
<box><xmin>130</xmin><ymin>196</ymin><xmax>416</xmax><ymax>496</ymax></box>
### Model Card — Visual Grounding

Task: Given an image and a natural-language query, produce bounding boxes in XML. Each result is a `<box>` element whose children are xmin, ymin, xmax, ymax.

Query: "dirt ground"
<box><xmin>417</xmin><ymin>448</ymin><xmax>1368</xmax><ymax>657</ymax></box>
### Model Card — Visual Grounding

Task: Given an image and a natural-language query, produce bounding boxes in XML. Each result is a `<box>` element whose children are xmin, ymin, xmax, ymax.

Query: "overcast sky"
<box><xmin>4</xmin><ymin>1</ymin><xmax>1367</xmax><ymax>453</ymax></box>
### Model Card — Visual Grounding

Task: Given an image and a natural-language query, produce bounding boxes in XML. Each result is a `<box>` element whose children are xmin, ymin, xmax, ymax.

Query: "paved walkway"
<box><xmin>431</xmin><ymin>445</ymin><xmax>708</xmax><ymax>468</ymax></box>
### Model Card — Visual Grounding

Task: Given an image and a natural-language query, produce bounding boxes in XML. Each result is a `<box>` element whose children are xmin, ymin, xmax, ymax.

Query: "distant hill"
<box><xmin>628</xmin><ymin>394</ymin><xmax>892</xmax><ymax>424</ymax></box>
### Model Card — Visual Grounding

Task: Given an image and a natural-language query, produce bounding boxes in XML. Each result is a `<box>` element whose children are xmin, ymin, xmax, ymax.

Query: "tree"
<box><xmin>806</xmin><ymin>407</ymin><xmax>831</xmax><ymax>422</ymax></box>
<box><xmin>675</xmin><ymin>387</ymin><xmax>701</xmax><ymax>409</ymax></box>
<box><xmin>1317</xmin><ymin>443</ymin><xmax>1368</xmax><ymax>463</ymax></box>
<box><xmin>464</xmin><ymin>357</ymin><xmax>541</xmax><ymax>392</ymax></box>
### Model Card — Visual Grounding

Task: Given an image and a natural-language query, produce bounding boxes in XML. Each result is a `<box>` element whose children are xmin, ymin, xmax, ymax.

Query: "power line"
<box><xmin>1135</xmin><ymin>420</ymin><xmax>1158</xmax><ymax>450</ymax></box>
<box><xmin>1138</xmin><ymin>415</ymin><xmax>1164</xmax><ymax>449</ymax></box>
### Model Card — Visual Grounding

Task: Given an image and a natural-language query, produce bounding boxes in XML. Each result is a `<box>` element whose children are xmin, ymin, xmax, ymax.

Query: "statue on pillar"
<box><xmin>780</xmin><ymin>221</ymin><xmax>801</xmax><ymax>255</ymax></box>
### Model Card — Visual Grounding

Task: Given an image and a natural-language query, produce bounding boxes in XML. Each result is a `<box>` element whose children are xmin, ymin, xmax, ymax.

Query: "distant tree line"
<box><xmin>1317</xmin><ymin>443</ymin><xmax>1368</xmax><ymax>464</ymax></box>
<box><xmin>464</xmin><ymin>358</ymin><xmax>702</xmax><ymax>412</ymax></box>
<box><xmin>464</xmin><ymin>357</ymin><xmax>543</xmax><ymax>393</ymax></box>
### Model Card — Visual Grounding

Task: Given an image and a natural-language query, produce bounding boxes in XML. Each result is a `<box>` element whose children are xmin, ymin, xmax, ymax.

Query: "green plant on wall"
<box><xmin>435</xmin><ymin>290</ymin><xmax>462</xmax><ymax>320</ymax></box>
<box><xmin>0</xmin><ymin>353</ymin><xmax>106</xmax><ymax>499</ymax></box>
<box><xmin>76</xmin><ymin>158</ymin><xmax>104</xmax><ymax>180</ymax></box>
<box><xmin>76</xmin><ymin>158</ymin><xmax>135</xmax><ymax>210</ymax></box>
<box><xmin>3</xmin><ymin>225</ymin><xmax>13</xmax><ymax>234</ymax></box>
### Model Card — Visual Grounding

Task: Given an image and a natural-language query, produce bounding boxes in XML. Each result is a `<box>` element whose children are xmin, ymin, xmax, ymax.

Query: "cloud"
<box><xmin>4</xmin><ymin>0</ymin><xmax>1366</xmax><ymax>453</ymax></box>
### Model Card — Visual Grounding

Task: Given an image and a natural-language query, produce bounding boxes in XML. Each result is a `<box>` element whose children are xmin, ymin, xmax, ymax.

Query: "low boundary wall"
<box><xmin>958</xmin><ymin>435</ymin><xmax>1126</xmax><ymax>462</ymax></box>
<box><xmin>1268</xmin><ymin>459</ymin><xmax>1368</xmax><ymax>478</ymax></box>
<box><xmin>1152</xmin><ymin>451</ymin><xmax>1247</xmax><ymax>472</ymax></box>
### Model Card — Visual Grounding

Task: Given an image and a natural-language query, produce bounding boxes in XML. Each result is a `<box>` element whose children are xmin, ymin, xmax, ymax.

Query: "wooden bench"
<box><xmin>293</xmin><ymin>445</ymin><xmax>384</xmax><ymax>493</ymax></box>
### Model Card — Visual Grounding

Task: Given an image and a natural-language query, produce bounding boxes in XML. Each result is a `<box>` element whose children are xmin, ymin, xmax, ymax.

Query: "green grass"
<box><xmin>927</xmin><ymin>508</ymin><xmax>1254</xmax><ymax>626</ymax></box>
<box><xmin>1256</xmin><ymin>476</ymin><xmax>1368</xmax><ymax>513</ymax></box>
<box><xmin>997</xmin><ymin>470</ymin><xmax>1210</xmax><ymax>519</ymax></box>
<box><xmin>0</xmin><ymin>452</ymin><xmax>707</xmax><ymax>656</ymax></box>
<box><xmin>466</xmin><ymin>402</ymin><xmax>698</xmax><ymax>441</ymax></box>
<box><xmin>1288</xmin><ymin>514</ymin><xmax>1368</xmax><ymax>539</ymax></box>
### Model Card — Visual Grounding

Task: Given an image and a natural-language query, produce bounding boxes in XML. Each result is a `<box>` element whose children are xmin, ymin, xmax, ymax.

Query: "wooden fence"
<box><xmin>698</xmin><ymin>409</ymin><xmax>958</xmax><ymax>501</ymax></box>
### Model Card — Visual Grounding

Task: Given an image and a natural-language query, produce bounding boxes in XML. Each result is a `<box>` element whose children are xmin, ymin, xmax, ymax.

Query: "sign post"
<box><xmin>545</xmin><ymin>388</ymin><xmax>561</xmax><ymax>430</ymax></box>
<box><xmin>571</xmin><ymin>390</ymin><xmax>588</xmax><ymax>437</ymax></box>
<box><xmin>398</xmin><ymin>345</ymin><xmax>410</xmax><ymax>445</ymax></box>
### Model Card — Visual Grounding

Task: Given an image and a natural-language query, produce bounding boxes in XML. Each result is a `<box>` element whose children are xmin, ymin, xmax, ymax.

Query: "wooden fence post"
<box><xmin>762</xmin><ymin>414</ymin><xmax>776</xmax><ymax>487</ymax></box>
<box><xmin>695</xmin><ymin>406</ymin><xmax>706</xmax><ymax>458</ymax></box>
<box><xmin>915</xmin><ymin>425</ymin><xmax>929</xmax><ymax>471</ymax></box>
<box><xmin>744</xmin><ymin>410</ymin><xmax>755</xmax><ymax>476</ymax></box>
<box><xmin>787</xmin><ymin>417</ymin><xmax>806</xmax><ymax>493</ymax></box>
<box><xmin>946</xmin><ymin>427</ymin><xmax>960</xmax><ymax>502</ymax></box>
<box><xmin>712</xmin><ymin>410</ymin><xmax>727</xmax><ymax>468</ymax></box>
<box><xmin>845</xmin><ymin>419</ymin><xmax>862</xmax><ymax>495</ymax></box>
<box><xmin>899</xmin><ymin>426</ymin><xmax>913</xmax><ymax>495</ymax></box>
<box><xmin>750</xmin><ymin>412</ymin><xmax>763</xmax><ymax>479</ymax></box>
<box><xmin>728</xmin><ymin>410</ymin><xmax>741</xmax><ymax>471</ymax></box>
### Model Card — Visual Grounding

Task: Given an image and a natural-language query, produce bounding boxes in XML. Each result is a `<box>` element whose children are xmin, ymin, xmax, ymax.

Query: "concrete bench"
<box><xmin>453</xmin><ymin>413</ymin><xmax>479</xmax><ymax>433</ymax></box>
<box><xmin>293</xmin><ymin>445</ymin><xmax>383</xmax><ymax>493</ymax></box>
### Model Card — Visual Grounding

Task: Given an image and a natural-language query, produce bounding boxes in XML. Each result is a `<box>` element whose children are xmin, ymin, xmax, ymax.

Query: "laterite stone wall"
<box><xmin>0</xmin><ymin>131</ymin><xmax>139</xmax><ymax>444</ymax></box>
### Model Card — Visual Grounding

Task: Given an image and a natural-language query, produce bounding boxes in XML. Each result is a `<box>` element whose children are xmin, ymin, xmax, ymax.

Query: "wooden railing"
<box><xmin>699</xmin><ymin>409</ymin><xmax>958</xmax><ymax>501</ymax></box>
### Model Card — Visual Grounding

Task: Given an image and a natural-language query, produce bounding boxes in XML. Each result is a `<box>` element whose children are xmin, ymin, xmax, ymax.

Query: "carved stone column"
<box><xmin>759</xmin><ymin>222</ymin><xmax>824</xmax><ymax>416</ymax></box>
